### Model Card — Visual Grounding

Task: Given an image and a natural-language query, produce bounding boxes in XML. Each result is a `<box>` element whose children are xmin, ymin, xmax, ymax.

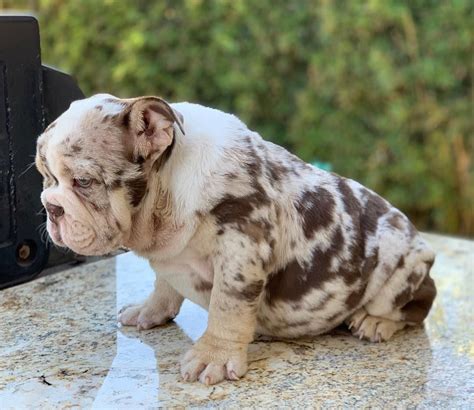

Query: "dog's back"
<box><xmin>164</xmin><ymin>103</ymin><xmax>436</xmax><ymax>340</ymax></box>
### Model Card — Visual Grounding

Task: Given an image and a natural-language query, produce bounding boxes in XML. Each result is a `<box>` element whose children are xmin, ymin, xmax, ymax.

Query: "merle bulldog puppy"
<box><xmin>36</xmin><ymin>94</ymin><xmax>436</xmax><ymax>385</ymax></box>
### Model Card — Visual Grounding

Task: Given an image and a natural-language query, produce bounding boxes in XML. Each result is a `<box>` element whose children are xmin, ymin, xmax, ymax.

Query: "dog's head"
<box><xmin>35</xmin><ymin>94</ymin><xmax>184</xmax><ymax>255</ymax></box>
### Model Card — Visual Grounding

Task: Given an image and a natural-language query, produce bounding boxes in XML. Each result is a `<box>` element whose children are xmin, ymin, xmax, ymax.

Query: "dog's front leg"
<box><xmin>181</xmin><ymin>234</ymin><xmax>266</xmax><ymax>385</ymax></box>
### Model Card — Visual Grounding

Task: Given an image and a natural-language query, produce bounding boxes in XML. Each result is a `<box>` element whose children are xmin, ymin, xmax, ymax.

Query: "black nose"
<box><xmin>46</xmin><ymin>203</ymin><xmax>64</xmax><ymax>222</ymax></box>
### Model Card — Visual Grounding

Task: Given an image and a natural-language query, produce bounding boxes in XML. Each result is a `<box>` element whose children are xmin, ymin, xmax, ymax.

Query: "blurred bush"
<box><xmin>3</xmin><ymin>0</ymin><xmax>473</xmax><ymax>235</ymax></box>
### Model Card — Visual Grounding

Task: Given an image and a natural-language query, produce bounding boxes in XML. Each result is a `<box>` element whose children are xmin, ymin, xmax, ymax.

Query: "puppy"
<box><xmin>36</xmin><ymin>94</ymin><xmax>436</xmax><ymax>385</ymax></box>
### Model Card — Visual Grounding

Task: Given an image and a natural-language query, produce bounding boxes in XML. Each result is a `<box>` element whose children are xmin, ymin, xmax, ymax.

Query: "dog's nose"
<box><xmin>46</xmin><ymin>203</ymin><xmax>64</xmax><ymax>222</ymax></box>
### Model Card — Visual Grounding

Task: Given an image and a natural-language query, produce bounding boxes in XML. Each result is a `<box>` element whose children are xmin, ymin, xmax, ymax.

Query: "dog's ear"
<box><xmin>123</xmin><ymin>96</ymin><xmax>184</xmax><ymax>163</ymax></box>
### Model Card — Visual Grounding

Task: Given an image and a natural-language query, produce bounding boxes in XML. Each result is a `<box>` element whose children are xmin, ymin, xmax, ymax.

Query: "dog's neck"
<box><xmin>122</xmin><ymin>154</ymin><xmax>181</xmax><ymax>256</ymax></box>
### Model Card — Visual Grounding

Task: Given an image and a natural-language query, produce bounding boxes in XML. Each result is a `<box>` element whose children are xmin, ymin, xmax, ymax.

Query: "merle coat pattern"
<box><xmin>36</xmin><ymin>94</ymin><xmax>436</xmax><ymax>385</ymax></box>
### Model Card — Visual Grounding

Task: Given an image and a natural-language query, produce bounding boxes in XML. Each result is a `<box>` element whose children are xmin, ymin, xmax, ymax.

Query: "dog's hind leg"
<box><xmin>346</xmin><ymin>238</ymin><xmax>436</xmax><ymax>342</ymax></box>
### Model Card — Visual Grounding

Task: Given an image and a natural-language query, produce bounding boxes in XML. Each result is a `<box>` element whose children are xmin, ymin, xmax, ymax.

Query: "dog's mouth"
<box><xmin>47</xmin><ymin>220</ymin><xmax>65</xmax><ymax>247</ymax></box>
<box><xmin>48</xmin><ymin>215</ymin><xmax>122</xmax><ymax>256</ymax></box>
<box><xmin>47</xmin><ymin>217</ymin><xmax>96</xmax><ymax>254</ymax></box>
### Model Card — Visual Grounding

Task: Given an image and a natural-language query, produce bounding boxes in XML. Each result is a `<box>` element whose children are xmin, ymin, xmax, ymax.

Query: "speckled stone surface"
<box><xmin>0</xmin><ymin>233</ymin><xmax>472</xmax><ymax>408</ymax></box>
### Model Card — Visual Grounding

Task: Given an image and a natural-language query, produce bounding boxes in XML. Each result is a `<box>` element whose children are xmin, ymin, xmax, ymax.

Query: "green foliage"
<box><xmin>4</xmin><ymin>0</ymin><xmax>473</xmax><ymax>235</ymax></box>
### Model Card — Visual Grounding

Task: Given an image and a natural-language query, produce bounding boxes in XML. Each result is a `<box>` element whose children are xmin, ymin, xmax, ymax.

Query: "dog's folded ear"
<box><xmin>123</xmin><ymin>96</ymin><xmax>184</xmax><ymax>163</ymax></box>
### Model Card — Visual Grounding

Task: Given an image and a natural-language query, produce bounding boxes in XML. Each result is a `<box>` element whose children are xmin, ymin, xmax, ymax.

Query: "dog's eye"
<box><xmin>73</xmin><ymin>177</ymin><xmax>93</xmax><ymax>188</ymax></box>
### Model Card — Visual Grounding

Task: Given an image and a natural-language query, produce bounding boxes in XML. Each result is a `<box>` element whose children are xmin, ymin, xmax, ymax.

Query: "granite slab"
<box><xmin>0</xmin><ymin>233</ymin><xmax>472</xmax><ymax>408</ymax></box>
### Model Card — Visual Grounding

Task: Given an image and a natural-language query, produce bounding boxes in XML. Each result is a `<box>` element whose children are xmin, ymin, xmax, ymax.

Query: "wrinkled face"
<box><xmin>35</xmin><ymin>93</ymin><xmax>181</xmax><ymax>255</ymax></box>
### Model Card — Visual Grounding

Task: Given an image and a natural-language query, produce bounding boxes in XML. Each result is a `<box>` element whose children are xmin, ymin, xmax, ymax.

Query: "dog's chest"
<box><xmin>151</xmin><ymin>250</ymin><xmax>214</xmax><ymax>309</ymax></box>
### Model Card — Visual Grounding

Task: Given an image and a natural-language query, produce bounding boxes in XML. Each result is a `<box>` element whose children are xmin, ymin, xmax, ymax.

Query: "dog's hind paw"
<box><xmin>346</xmin><ymin>308</ymin><xmax>406</xmax><ymax>342</ymax></box>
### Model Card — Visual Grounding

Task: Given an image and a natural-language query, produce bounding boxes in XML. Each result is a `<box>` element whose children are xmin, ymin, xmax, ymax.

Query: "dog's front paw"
<box><xmin>180</xmin><ymin>334</ymin><xmax>248</xmax><ymax>385</ymax></box>
<box><xmin>118</xmin><ymin>302</ymin><xmax>178</xmax><ymax>330</ymax></box>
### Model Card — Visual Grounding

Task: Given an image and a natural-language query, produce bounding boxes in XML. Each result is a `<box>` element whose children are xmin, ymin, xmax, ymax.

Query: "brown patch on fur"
<box><xmin>194</xmin><ymin>280</ymin><xmax>213</xmax><ymax>292</ymax></box>
<box><xmin>71</xmin><ymin>144</ymin><xmax>82</xmax><ymax>153</ymax></box>
<box><xmin>396</xmin><ymin>255</ymin><xmax>405</xmax><ymax>269</ymax></box>
<box><xmin>402</xmin><ymin>274</ymin><xmax>437</xmax><ymax>323</ymax></box>
<box><xmin>295</xmin><ymin>187</ymin><xmax>335</xmax><ymax>239</ymax></box>
<box><xmin>386</xmin><ymin>212</ymin><xmax>405</xmax><ymax>230</ymax></box>
<box><xmin>234</xmin><ymin>273</ymin><xmax>245</xmax><ymax>282</ymax></box>
<box><xmin>264</xmin><ymin>259</ymin><xmax>307</xmax><ymax>304</ymax></box>
<box><xmin>108</xmin><ymin>179</ymin><xmax>122</xmax><ymax>190</ymax></box>
<box><xmin>407</xmin><ymin>271</ymin><xmax>421</xmax><ymax>285</ymax></box>
<box><xmin>361</xmin><ymin>249</ymin><xmax>379</xmax><ymax>279</ymax></box>
<box><xmin>239</xmin><ymin>223</ymin><xmax>265</xmax><ymax>243</ymax></box>
<box><xmin>225</xmin><ymin>280</ymin><xmax>264</xmax><ymax>303</ymax></box>
<box><xmin>265</xmin><ymin>226</ymin><xmax>348</xmax><ymax>304</ymax></box>
<box><xmin>345</xmin><ymin>284</ymin><xmax>365</xmax><ymax>309</ymax></box>
<box><xmin>360</xmin><ymin>188</ymin><xmax>390</xmax><ymax>235</ymax></box>
<box><xmin>338</xmin><ymin>178</ymin><xmax>360</xmax><ymax>216</ymax></box>
<box><xmin>125</xmin><ymin>176</ymin><xmax>147</xmax><ymax>207</ymax></box>
<box><xmin>211</xmin><ymin>191</ymin><xmax>270</xmax><ymax>226</ymax></box>
<box><xmin>394</xmin><ymin>287</ymin><xmax>413</xmax><ymax>307</ymax></box>
<box><xmin>244</xmin><ymin>155</ymin><xmax>263</xmax><ymax>180</ymax></box>
<box><xmin>266</xmin><ymin>159</ymin><xmax>289</xmax><ymax>182</ymax></box>
<box><xmin>236</xmin><ymin>219</ymin><xmax>272</xmax><ymax>245</ymax></box>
